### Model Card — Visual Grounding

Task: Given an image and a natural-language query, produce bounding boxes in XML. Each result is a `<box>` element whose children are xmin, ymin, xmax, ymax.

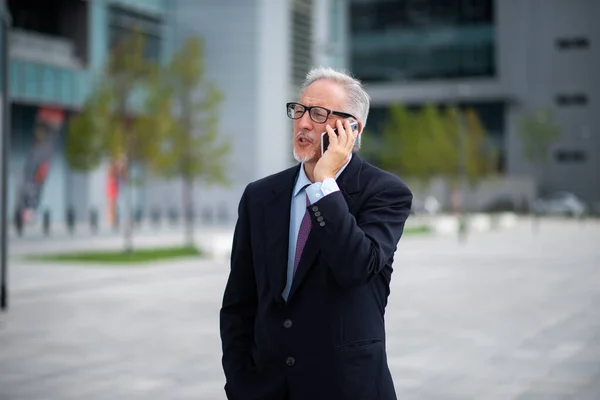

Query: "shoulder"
<box><xmin>241</xmin><ymin>164</ymin><xmax>299</xmax><ymax>200</ymax></box>
<box><xmin>359</xmin><ymin>159</ymin><xmax>412</xmax><ymax>198</ymax></box>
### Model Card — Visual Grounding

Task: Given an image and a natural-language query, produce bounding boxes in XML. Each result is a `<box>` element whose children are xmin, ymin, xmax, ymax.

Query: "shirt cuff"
<box><xmin>305</xmin><ymin>178</ymin><xmax>340</xmax><ymax>204</ymax></box>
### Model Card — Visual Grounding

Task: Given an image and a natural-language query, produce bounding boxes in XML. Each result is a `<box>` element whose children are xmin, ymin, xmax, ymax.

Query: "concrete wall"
<box><xmin>500</xmin><ymin>0</ymin><xmax>600</xmax><ymax>203</ymax></box>
<box><xmin>142</xmin><ymin>0</ymin><xmax>263</xmax><ymax>224</ymax></box>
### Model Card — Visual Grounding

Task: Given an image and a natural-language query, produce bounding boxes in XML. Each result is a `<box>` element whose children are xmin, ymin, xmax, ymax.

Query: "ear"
<box><xmin>356</xmin><ymin>120</ymin><xmax>364</xmax><ymax>134</ymax></box>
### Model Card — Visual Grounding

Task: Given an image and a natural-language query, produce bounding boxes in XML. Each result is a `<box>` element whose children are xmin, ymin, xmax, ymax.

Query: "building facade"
<box><xmin>7</xmin><ymin>0</ymin><xmax>173</xmax><ymax>228</ymax></box>
<box><xmin>142</xmin><ymin>0</ymin><xmax>349</xmax><ymax>225</ymax></box>
<box><xmin>350</xmin><ymin>0</ymin><xmax>600</xmax><ymax>206</ymax></box>
<box><xmin>6</xmin><ymin>0</ymin><xmax>348</xmax><ymax>229</ymax></box>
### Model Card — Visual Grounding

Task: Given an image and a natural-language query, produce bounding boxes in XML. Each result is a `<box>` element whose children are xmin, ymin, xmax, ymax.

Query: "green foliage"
<box><xmin>463</xmin><ymin>108</ymin><xmax>497</xmax><ymax>183</ymax></box>
<box><xmin>66</xmin><ymin>29</ymin><xmax>157</xmax><ymax>171</ymax></box>
<box><xmin>29</xmin><ymin>246</ymin><xmax>202</xmax><ymax>264</ymax></box>
<box><xmin>517</xmin><ymin>108</ymin><xmax>561</xmax><ymax>165</ymax></box>
<box><xmin>65</xmin><ymin>85</ymin><xmax>114</xmax><ymax>171</ymax></box>
<box><xmin>146</xmin><ymin>36</ymin><xmax>231</xmax><ymax>185</ymax></box>
<box><xmin>380</xmin><ymin>103</ymin><xmax>413</xmax><ymax>175</ymax></box>
<box><xmin>378</xmin><ymin>103</ymin><xmax>497</xmax><ymax>186</ymax></box>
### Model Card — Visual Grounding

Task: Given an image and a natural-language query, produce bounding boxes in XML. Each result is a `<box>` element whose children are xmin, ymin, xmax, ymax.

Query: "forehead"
<box><xmin>298</xmin><ymin>79</ymin><xmax>346</xmax><ymax>110</ymax></box>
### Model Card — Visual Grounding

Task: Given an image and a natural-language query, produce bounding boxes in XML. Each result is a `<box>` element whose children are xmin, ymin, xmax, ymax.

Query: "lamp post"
<box><xmin>0</xmin><ymin>1</ymin><xmax>11</xmax><ymax>311</ymax></box>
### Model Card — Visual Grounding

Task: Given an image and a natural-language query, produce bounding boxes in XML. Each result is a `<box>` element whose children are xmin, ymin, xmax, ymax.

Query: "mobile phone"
<box><xmin>320</xmin><ymin>120</ymin><xmax>359</xmax><ymax>155</ymax></box>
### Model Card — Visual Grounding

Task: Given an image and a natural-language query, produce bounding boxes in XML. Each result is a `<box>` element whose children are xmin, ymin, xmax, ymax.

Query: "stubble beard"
<box><xmin>293</xmin><ymin>131</ymin><xmax>318</xmax><ymax>164</ymax></box>
<box><xmin>293</xmin><ymin>147</ymin><xmax>316</xmax><ymax>164</ymax></box>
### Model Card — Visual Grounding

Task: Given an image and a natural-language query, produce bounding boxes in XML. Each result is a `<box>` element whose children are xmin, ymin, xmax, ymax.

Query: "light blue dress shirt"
<box><xmin>282</xmin><ymin>155</ymin><xmax>353</xmax><ymax>300</ymax></box>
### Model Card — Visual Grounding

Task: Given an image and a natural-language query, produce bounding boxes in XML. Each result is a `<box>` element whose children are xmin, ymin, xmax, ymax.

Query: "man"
<box><xmin>220</xmin><ymin>67</ymin><xmax>413</xmax><ymax>400</ymax></box>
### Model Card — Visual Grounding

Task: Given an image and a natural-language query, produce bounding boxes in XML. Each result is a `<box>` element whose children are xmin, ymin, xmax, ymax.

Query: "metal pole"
<box><xmin>1</xmin><ymin>3</ymin><xmax>11</xmax><ymax>311</ymax></box>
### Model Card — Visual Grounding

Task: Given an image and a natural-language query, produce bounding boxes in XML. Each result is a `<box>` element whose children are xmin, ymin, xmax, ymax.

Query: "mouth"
<box><xmin>296</xmin><ymin>135</ymin><xmax>314</xmax><ymax>147</ymax></box>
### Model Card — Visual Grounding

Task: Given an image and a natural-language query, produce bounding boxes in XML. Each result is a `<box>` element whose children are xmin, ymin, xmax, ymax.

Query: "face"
<box><xmin>292</xmin><ymin>80</ymin><xmax>350</xmax><ymax>164</ymax></box>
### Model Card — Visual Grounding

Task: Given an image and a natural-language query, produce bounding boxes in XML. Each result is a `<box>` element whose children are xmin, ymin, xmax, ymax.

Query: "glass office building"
<box><xmin>349</xmin><ymin>0</ymin><xmax>600</xmax><ymax>205</ymax></box>
<box><xmin>350</xmin><ymin>0</ymin><xmax>495</xmax><ymax>83</ymax></box>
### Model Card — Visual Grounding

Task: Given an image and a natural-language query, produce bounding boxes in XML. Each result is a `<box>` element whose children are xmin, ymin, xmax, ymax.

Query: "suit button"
<box><xmin>314</xmin><ymin>211</ymin><xmax>321</xmax><ymax>217</ymax></box>
<box><xmin>283</xmin><ymin>319</ymin><xmax>293</xmax><ymax>328</ymax></box>
<box><xmin>312</xmin><ymin>206</ymin><xmax>319</xmax><ymax>212</ymax></box>
<box><xmin>319</xmin><ymin>221</ymin><xmax>326</xmax><ymax>227</ymax></box>
<box><xmin>317</xmin><ymin>216</ymin><xmax>324</xmax><ymax>222</ymax></box>
<box><xmin>286</xmin><ymin>357</ymin><xmax>295</xmax><ymax>366</ymax></box>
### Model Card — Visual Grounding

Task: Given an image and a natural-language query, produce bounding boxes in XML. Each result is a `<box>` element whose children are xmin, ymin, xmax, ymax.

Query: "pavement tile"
<box><xmin>1</xmin><ymin>219</ymin><xmax>599</xmax><ymax>399</ymax></box>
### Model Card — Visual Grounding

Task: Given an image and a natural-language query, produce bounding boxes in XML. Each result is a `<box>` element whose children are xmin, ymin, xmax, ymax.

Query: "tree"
<box><xmin>379</xmin><ymin>103</ymin><xmax>413</xmax><ymax>176</ymax></box>
<box><xmin>517</xmin><ymin>108</ymin><xmax>561</xmax><ymax>194</ymax></box>
<box><xmin>66</xmin><ymin>30</ymin><xmax>157</xmax><ymax>252</ymax></box>
<box><xmin>378</xmin><ymin>103</ymin><xmax>498</xmax><ymax>220</ymax></box>
<box><xmin>464</xmin><ymin>108</ymin><xmax>496</xmax><ymax>182</ymax></box>
<box><xmin>380</xmin><ymin>103</ymin><xmax>496</xmax><ymax>185</ymax></box>
<box><xmin>440</xmin><ymin>106</ymin><xmax>497</xmax><ymax>186</ymax></box>
<box><xmin>145</xmin><ymin>36</ymin><xmax>231</xmax><ymax>247</ymax></box>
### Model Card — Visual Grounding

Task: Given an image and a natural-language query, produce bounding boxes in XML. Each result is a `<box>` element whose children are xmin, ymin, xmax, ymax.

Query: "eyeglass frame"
<box><xmin>286</xmin><ymin>102</ymin><xmax>357</xmax><ymax>124</ymax></box>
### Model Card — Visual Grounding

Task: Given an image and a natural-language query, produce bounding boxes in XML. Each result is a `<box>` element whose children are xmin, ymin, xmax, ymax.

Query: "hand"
<box><xmin>313</xmin><ymin>119</ymin><xmax>358</xmax><ymax>182</ymax></box>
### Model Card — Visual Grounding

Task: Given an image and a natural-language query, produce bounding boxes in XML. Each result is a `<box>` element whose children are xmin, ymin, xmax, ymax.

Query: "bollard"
<box><xmin>134</xmin><ymin>208</ymin><xmax>143</xmax><ymax>228</ymax></box>
<box><xmin>43</xmin><ymin>209</ymin><xmax>51</xmax><ymax>236</ymax></box>
<box><xmin>14</xmin><ymin>209</ymin><xmax>23</xmax><ymax>237</ymax></box>
<box><xmin>151</xmin><ymin>207</ymin><xmax>161</xmax><ymax>227</ymax></box>
<box><xmin>168</xmin><ymin>207</ymin><xmax>178</xmax><ymax>226</ymax></box>
<box><xmin>90</xmin><ymin>208</ymin><xmax>98</xmax><ymax>234</ymax></box>
<box><xmin>113</xmin><ymin>208</ymin><xmax>120</xmax><ymax>232</ymax></box>
<box><xmin>66</xmin><ymin>206</ymin><xmax>76</xmax><ymax>235</ymax></box>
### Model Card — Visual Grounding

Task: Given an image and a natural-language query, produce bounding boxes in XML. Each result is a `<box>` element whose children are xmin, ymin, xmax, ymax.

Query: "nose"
<box><xmin>296</xmin><ymin>111</ymin><xmax>314</xmax><ymax>132</ymax></box>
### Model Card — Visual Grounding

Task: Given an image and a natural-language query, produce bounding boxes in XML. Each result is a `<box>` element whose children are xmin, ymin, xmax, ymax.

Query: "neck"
<box><xmin>303</xmin><ymin>161</ymin><xmax>317</xmax><ymax>183</ymax></box>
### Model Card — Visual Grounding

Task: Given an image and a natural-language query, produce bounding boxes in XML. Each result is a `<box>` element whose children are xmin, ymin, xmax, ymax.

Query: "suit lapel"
<box><xmin>287</xmin><ymin>155</ymin><xmax>364</xmax><ymax>300</ymax></box>
<box><xmin>264</xmin><ymin>165</ymin><xmax>299</xmax><ymax>302</ymax></box>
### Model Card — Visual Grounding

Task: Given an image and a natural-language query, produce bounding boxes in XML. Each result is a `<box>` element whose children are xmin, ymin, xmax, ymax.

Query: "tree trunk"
<box><xmin>124</xmin><ymin>169</ymin><xmax>134</xmax><ymax>253</ymax></box>
<box><xmin>539</xmin><ymin>162</ymin><xmax>546</xmax><ymax>196</ymax></box>
<box><xmin>183</xmin><ymin>177</ymin><xmax>194</xmax><ymax>248</ymax></box>
<box><xmin>532</xmin><ymin>161</ymin><xmax>546</xmax><ymax>234</ymax></box>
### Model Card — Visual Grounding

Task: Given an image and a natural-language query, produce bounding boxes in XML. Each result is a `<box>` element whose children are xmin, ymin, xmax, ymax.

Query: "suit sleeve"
<box><xmin>308</xmin><ymin>180</ymin><xmax>412</xmax><ymax>288</ymax></box>
<box><xmin>219</xmin><ymin>186</ymin><xmax>257</xmax><ymax>382</ymax></box>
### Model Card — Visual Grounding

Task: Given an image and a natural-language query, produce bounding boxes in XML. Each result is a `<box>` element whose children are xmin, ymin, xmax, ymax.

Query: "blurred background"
<box><xmin>0</xmin><ymin>1</ymin><xmax>599</xmax><ymax>399</ymax></box>
<box><xmin>1</xmin><ymin>0</ymin><xmax>598</xmax><ymax>238</ymax></box>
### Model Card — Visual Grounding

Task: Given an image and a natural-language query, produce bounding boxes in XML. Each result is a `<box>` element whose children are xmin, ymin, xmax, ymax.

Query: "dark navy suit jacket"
<box><xmin>220</xmin><ymin>154</ymin><xmax>413</xmax><ymax>400</ymax></box>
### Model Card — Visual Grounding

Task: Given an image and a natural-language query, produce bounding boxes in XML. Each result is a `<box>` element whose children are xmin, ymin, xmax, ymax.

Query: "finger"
<box><xmin>336</xmin><ymin>119</ymin><xmax>348</xmax><ymax>147</ymax></box>
<box><xmin>343</xmin><ymin>120</ymin><xmax>356</xmax><ymax>150</ymax></box>
<box><xmin>325</xmin><ymin>124</ymin><xmax>338</xmax><ymax>147</ymax></box>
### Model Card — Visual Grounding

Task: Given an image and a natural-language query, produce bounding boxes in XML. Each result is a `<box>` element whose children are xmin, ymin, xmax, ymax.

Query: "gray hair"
<box><xmin>300</xmin><ymin>66</ymin><xmax>371</xmax><ymax>150</ymax></box>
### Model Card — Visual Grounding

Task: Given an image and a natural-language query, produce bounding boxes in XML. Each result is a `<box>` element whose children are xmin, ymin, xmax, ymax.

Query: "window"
<box><xmin>108</xmin><ymin>5</ymin><xmax>162</xmax><ymax>61</ymax></box>
<box><xmin>350</xmin><ymin>0</ymin><xmax>494</xmax><ymax>32</ymax></box>
<box><xmin>556</xmin><ymin>36</ymin><xmax>590</xmax><ymax>50</ymax></box>
<box><xmin>291</xmin><ymin>0</ymin><xmax>314</xmax><ymax>86</ymax></box>
<box><xmin>350</xmin><ymin>0</ymin><xmax>495</xmax><ymax>82</ymax></box>
<box><xmin>555</xmin><ymin>93</ymin><xmax>589</xmax><ymax>107</ymax></box>
<box><xmin>555</xmin><ymin>150</ymin><xmax>587</xmax><ymax>163</ymax></box>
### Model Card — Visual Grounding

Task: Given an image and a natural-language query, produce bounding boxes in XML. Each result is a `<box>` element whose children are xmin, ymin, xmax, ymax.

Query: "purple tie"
<box><xmin>293</xmin><ymin>192</ymin><xmax>312</xmax><ymax>276</ymax></box>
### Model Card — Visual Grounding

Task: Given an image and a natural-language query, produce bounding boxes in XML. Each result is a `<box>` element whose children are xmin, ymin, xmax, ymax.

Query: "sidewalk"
<box><xmin>1</xmin><ymin>220</ymin><xmax>599</xmax><ymax>399</ymax></box>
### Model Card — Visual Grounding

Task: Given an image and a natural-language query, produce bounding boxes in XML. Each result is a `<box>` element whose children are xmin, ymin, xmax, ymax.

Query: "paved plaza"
<box><xmin>1</xmin><ymin>218</ymin><xmax>599</xmax><ymax>399</ymax></box>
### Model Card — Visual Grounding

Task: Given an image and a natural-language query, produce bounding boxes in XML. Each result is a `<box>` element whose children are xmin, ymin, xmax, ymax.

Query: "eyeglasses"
<box><xmin>286</xmin><ymin>102</ymin><xmax>357</xmax><ymax>124</ymax></box>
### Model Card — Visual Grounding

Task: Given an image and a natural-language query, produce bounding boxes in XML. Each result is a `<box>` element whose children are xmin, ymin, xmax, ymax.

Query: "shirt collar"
<box><xmin>293</xmin><ymin>154</ymin><xmax>353</xmax><ymax>197</ymax></box>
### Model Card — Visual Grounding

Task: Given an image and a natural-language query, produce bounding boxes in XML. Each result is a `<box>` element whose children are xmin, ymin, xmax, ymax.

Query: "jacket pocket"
<box><xmin>335</xmin><ymin>339</ymin><xmax>384</xmax><ymax>399</ymax></box>
<box><xmin>339</xmin><ymin>338</ymin><xmax>382</xmax><ymax>351</ymax></box>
